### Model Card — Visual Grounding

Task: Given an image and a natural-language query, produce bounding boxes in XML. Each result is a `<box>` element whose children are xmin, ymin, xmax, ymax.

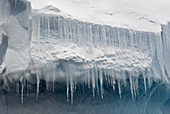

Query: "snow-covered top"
<box><xmin>28</xmin><ymin>0</ymin><xmax>170</xmax><ymax>32</ymax></box>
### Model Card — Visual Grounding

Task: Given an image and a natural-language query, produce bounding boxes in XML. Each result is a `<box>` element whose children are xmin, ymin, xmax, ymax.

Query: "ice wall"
<box><xmin>0</xmin><ymin>0</ymin><xmax>31</xmax><ymax>90</ymax></box>
<box><xmin>0</xmin><ymin>1</ymin><xmax>170</xmax><ymax>113</ymax></box>
<box><xmin>161</xmin><ymin>23</ymin><xmax>170</xmax><ymax>81</ymax></box>
<box><xmin>29</xmin><ymin>9</ymin><xmax>163</xmax><ymax>103</ymax></box>
<box><xmin>29</xmin><ymin>8</ymin><xmax>170</xmax><ymax>111</ymax></box>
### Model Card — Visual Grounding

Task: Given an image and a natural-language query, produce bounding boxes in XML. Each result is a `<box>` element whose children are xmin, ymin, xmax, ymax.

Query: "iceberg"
<box><xmin>0</xmin><ymin>0</ymin><xmax>170</xmax><ymax>113</ymax></box>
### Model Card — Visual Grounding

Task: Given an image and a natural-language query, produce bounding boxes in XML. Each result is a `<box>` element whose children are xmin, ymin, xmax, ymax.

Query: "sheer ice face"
<box><xmin>0</xmin><ymin>0</ymin><xmax>170</xmax><ymax>114</ymax></box>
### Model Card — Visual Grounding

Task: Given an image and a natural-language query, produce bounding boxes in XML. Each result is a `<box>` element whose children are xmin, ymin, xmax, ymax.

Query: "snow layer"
<box><xmin>28</xmin><ymin>0</ymin><xmax>170</xmax><ymax>32</ymax></box>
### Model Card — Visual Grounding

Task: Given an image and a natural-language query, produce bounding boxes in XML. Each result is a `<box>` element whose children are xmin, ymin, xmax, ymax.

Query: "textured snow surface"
<box><xmin>28</xmin><ymin>0</ymin><xmax>170</xmax><ymax>32</ymax></box>
<box><xmin>31</xmin><ymin>39</ymin><xmax>152</xmax><ymax>72</ymax></box>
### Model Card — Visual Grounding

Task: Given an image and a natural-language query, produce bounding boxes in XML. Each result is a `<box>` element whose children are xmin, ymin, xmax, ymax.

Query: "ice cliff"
<box><xmin>0</xmin><ymin>0</ymin><xmax>170</xmax><ymax>114</ymax></box>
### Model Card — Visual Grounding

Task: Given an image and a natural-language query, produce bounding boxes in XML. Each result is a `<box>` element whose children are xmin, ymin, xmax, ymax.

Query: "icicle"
<box><xmin>91</xmin><ymin>68</ymin><xmax>96</xmax><ymax>97</ymax></box>
<box><xmin>63</xmin><ymin>21</ymin><xmax>67</xmax><ymax>39</ymax></box>
<box><xmin>111</xmin><ymin>76</ymin><xmax>116</xmax><ymax>90</ymax></box>
<box><xmin>134</xmin><ymin>78</ymin><xmax>139</xmax><ymax>97</ymax></box>
<box><xmin>87</xmin><ymin>69</ymin><xmax>91</xmax><ymax>88</ymax></box>
<box><xmin>53</xmin><ymin>81</ymin><xmax>55</xmax><ymax>93</ymax></box>
<box><xmin>21</xmin><ymin>83</ymin><xmax>24</xmax><ymax>103</ymax></box>
<box><xmin>83</xmin><ymin>23</ymin><xmax>87</xmax><ymax>45</ymax></box>
<box><xmin>118</xmin><ymin>29</ymin><xmax>121</xmax><ymax>47</ymax></box>
<box><xmin>112</xmin><ymin>84</ymin><xmax>115</xmax><ymax>90</ymax></box>
<box><xmin>108</xmin><ymin>75</ymin><xmax>111</xmax><ymax>87</ymax></box>
<box><xmin>129</xmin><ymin>76</ymin><xmax>134</xmax><ymax>100</ymax></box>
<box><xmin>108</xmin><ymin>28</ymin><xmax>112</xmax><ymax>46</ymax></box>
<box><xmin>129</xmin><ymin>30</ymin><xmax>134</xmax><ymax>48</ymax></box>
<box><xmin>69</xmin><ymin>20</ymin><xmax>73</xmax><ymax>41</ymax></box>
<box><xmin>95</xmin><ymin>66</ymin><xmax>99</xmax><ymax>96</ymax></box>
<box><xmin>64</xmin><ymin>19</ymin><xmax>67</xmax><ymax>39</ymax></box>
<box><xmin>52</xmin><ymin>71</ymin><xmax>55</xmax><ymax>92</ymax></box>
<box><xmin>37</xmin><ymin>16</ymin><xmax>40</xmax><ymax>41</ymax></box>
<box><xmin>105</xmin><ymin>75</ymin><xmax>109</xmax><ymax>87</ymax></box>
<box><xmin>84</xmin><ymin>70</ymin><xmax>87</xmax><ymax>87</ymax></box>
<box><xmin>143</xmin><ymin>73</ymin><xmax>147</xmax><ymax>94</ymax></box>
<box><xmin>108</xmin><ymin>76</ymin><xmax>111</xmax><ymax>87</ymax></box>
<box><xmin>99</xmin><ymin>69</ymin><xmax>104</xmax><ymax>99</ymax></box>
<box><xmin>74</xmin><ymin>77</ymin><xmax>77</xmax><ymax>91</ymax></box>
<box><xmin>36</xmin><ymin>75</ymin><xmax>40</xmax><ymax>101</ymax></box>
<box><xmin>66</xmin><ymin>74</ymin><xmax>69</xmax><ymax>102</ymax></box>
<box><xmin>123</xmin><ymin>30</ymin><xmax>127</xmax><ymax>48</ymax></box>
<box><xmin>133</xmin><ymin>78</ymin><xmax>136</xmax><ymax>98</ymax></box>
<box><xmin>148</xmin><ymin>76</ymin><xmax>151</xmax><ymax>88</ymax></box>
<box><xmin>89</xmin><ymin>25</ymin><xmax>93</xmax><ymax>46</ymax></box>
<box><xmin>70</xmin><ymin>74</ymin><xmax>74</xmax><ymax>105</ymax></box>
<box><xmin>58</xmin><ymin>16</ymin><xmax>61</xmax><ymax>39</ymax></box>
<box><xmin>118</xmin><ymin>80</ymin><xmax>122</xmax><ymax>99</ymax></box>
<box><xmin>47</xmin><ymin>17</ymin><xmax>50</xmax><ymax>39</ymax></box>
<box><xmin>52</xmin><ymin>17</ymin><xmax>56</xmax><ymax>32</ymax></box>
<box><xmin>102</xmin><ymin>27</ymin><xmax>107</xmax><ymax>47</ymax></box>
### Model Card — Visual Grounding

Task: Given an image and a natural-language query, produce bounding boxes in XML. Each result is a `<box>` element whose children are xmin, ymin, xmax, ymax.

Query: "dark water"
<box><xmin>0</xmin><ymin>80</ymin><xmax>169</xmax><ymax>114</ymax></box>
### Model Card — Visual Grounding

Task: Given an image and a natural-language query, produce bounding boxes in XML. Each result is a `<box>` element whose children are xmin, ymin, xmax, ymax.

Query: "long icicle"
<box><xmin>118</xmin><ymin>80</ymin><xmax>122</xmax><ymax>99</ymax></box>
<box><xmin>129</xmin><ymin>76</ymin><xmax>134</xmax><ymax>100</ymax></box>
<box><xmin>70</xmin><ymin>74</ymin><xmax>74</xmax><ymax>105</ymax></box>
<box><xmin>91</xmin><ymin>67</ymin><xmax>96</xmax><ymax>97</ymax></box>
<box><xmin>66</xmin><ymin>73</ymin><xmax>69</xmax><ymax>102</ymax></box>
<box><xmin>36</xmin><ymin>75</ymin><xmax>40</xmax><ymax>101</ymax></box>
<box><xmin>21</xmin><ymin>80</ymin><xmax>24</xmax><ymax>103</ymax></box>
<box><xmin>99</xmin><ymin>69</ymin><xmax>104</xmax><ymax>99</ymax></box>
<box><xmin>143</xmin><ymin>73</ymin><xmax>147</xmax><ymax>94</ymax></box>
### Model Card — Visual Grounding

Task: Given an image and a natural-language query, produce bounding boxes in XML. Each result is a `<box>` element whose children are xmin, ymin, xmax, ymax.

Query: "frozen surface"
<box><xmin>28</xmin><ymin>0</ymin><xmax>170</xmax><ymax>32</ymax></box>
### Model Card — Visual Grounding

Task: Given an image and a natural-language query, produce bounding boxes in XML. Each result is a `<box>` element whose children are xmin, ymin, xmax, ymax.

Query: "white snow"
<box><xmin>4</xmin><ymin>16</ymin><xmax>30</xmax><ymax>73</ymax></box>
<box><xmin>31</xmin><ymin>39</ymin><xmax>152</xmax><ymax>72</ymax></box>
<box><xmin>28</xmin><ymin>0</ymin><xmax>170</xmax><ymax>32</ymax></box>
